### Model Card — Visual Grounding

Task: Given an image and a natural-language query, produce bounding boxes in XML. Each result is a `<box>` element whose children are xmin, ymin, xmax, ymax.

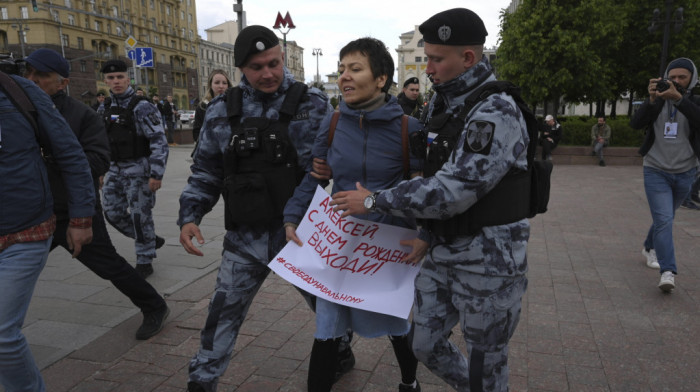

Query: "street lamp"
<box><xmin>10</xmin><ymin>21</ymin><xmax>30</xmax><ymax>58</ymax></box>
<box><xmin>648</xmin><ymin>0</ymin><xmax>683</xmax><ymax>76</ymax></box>
<box><xmin>312</xmin><ymin>48</ymin><xmax>322</xmax><ymax>84</ymax></box>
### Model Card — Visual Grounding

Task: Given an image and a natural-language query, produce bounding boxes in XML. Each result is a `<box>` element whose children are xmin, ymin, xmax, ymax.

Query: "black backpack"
<box><xmin>460</xmin><ymin>81</ymin><xmax>552</xmax><ymax>218</ymax></box>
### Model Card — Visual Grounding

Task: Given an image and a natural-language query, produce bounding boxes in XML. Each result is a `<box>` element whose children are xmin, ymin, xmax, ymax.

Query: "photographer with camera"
<box><xmin>631</xmin><ymin>57</ymin><xmax>700</xmax><ymax>292</ymax></box>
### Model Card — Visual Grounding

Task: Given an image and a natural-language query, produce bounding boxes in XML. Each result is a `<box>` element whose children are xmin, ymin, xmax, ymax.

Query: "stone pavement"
<box><xmin>14</xmin><ymin>146</ymin><xmax>700</xmax><ymax>391</ymax></box>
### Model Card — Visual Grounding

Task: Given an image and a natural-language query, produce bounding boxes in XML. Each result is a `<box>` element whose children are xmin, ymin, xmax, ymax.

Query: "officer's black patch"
<box><xmin>464</xmin><ymin>120</ymin><xmax>494</xmax><ymax>155</ymax></box>
<box><xmin>148</xmin><ymin>112</ymin><xmax>161</xmax><ymax>125</ymax></box>
<box><xmin>293</xmin><ymin>111</ymin><xmax>309</xmax><ymax>121</ymax></box>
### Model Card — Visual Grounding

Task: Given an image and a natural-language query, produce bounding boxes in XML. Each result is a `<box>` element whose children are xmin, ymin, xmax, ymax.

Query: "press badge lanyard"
<box><xmin>664</xmin><ymin>105</ymin><xmax>678</xmax><ymax>139</ymax></box>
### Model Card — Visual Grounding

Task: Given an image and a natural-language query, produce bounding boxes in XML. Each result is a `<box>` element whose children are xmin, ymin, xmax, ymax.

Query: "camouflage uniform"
<box><xmin>101</xmin><ymin>86</ymin><xmax>169</xmax><ymax>265</ymax></box>
<box><xmin>374</xmin><ymin>58</ymin><xmax>530</xmax><ymax>391</ymax></box>
<box><xmin>178</xmin><ymin>68</ymin><xmax>331</xmax><ymax>391</ymax></box>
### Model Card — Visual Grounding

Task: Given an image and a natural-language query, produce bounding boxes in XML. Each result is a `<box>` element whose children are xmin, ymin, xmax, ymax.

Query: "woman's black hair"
<box><xmin>339</xmin><ymin>37</ymin><xmax>394</xmax><ymax>93</ymax></box>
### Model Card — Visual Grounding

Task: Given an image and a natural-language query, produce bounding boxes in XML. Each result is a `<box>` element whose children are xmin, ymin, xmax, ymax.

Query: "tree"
<box><xmin>495</xmin><ymin>0</ymin><xmax>700</xmax><ymax>117</ymax></box>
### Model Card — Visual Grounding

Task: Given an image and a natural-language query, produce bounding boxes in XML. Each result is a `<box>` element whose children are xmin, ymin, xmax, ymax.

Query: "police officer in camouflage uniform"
<box><xmin>332</xmin><ymin>8</ymin><xmax>529</xmax><ymax>392</ymax></box>
<box><xmin>178</xmin><ymin>26</ymin><xmax>332</xmax><ymax>392</ymax></box>
<box><xmin>99</xmin><ymin>59</ymin><xmax>169</xmax><ymax>279</ymax></box>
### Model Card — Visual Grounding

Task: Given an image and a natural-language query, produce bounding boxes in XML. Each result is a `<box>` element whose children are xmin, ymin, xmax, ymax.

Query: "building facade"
<box><xmin>0</xmin><ymin>0</ymin><xmax>198</xmax><ymax>109</ymax></box>
<box><xmin>396</xmin><ymin>25</ymin><xmax>497</xmax><ymax>99</ymax></box>
<box><xmin>203</xmin><ymin>20</ymin><xmax>305</xmax><ymax>86</ymax></box>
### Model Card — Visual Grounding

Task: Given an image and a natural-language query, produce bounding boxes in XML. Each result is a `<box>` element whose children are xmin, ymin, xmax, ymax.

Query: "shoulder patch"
<box><xmin>148</xmin><ymin>112</ymin><xmax>161</xmax><ymax>125</ymax></box>
<box><xmin>464</xmin><ymin>120</ymin><xmax>495</xmax><ymax>155</ymax></box>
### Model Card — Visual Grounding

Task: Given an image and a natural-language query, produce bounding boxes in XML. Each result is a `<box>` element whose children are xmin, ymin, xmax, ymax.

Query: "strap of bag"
<box><xmin>327</xmin><ymin>109</ymin><xmax>341</xmax><ymax>146</ymax></box>
<box><xmin>401</xmin><ymin>114</ymin><xmax>410</xmax><ymax>178</ymax></box>
<box><xmin>0</xmin><ymin>71</ymin><xmax>40</xmax><ymax>141</ymax></box>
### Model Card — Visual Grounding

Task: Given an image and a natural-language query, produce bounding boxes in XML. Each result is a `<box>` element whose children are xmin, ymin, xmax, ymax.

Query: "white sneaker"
<box><xmin>658</xmin><ymin>271</ymin><xmax>675</xmax><ymax>292</ymax></box>
<box><xmin>642</xmin><ymin>248</ymin><xmax>660</xmax><ymax>269</ymax></box>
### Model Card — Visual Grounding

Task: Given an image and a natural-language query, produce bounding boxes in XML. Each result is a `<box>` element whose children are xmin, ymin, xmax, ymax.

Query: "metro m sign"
<box><xmin>273</xmin><ymin>11</ymin><xmax>295</xmax><ymax>31</ymax></box>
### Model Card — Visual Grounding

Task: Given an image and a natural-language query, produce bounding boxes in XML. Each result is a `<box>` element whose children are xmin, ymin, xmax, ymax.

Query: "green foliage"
<box><xmin>557</xmin><ymin>116</ymin><xmax>644</xmax><ymax>147</ymax></box>
<box><xmin>497</xmin><ymin>1</ymin><xmax>700</xmax><ymax>112</ymax></box>
<box><xmin>330</xmin><ymin>96</ymin><xmax>339</xmax><ymax>109</ymax></box>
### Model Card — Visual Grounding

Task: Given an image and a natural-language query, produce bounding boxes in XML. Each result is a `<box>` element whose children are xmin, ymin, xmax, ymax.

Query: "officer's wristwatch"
<box><xmin>363</xmin><ymin>191</ymin><xmax>379</xmax><ymax>211</ymax></box>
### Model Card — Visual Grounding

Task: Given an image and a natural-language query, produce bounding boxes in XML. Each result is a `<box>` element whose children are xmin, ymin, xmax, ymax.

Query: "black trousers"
<box><xmin>51</xmin><ymin>211</ymin><xmax>165</xmax><ymax>313</ymax></box>
<box><xmin>540</xmin><ymin>139</ymin><xmax>556</xmax><ymax>159</ymax></box>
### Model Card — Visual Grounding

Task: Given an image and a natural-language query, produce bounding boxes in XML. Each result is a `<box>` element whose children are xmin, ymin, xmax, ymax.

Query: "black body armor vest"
<box><xmin>420</xmin><ymin>81</ymin><xmax>547</xmax><ymax>238</ymax></box>
<box><xmin>222</xmin><ymin>82</ymin><xmax>308</xmax><ymax>229</ymax></box>
<box><xmin>103</xmin><ymin>96</ymin><xmax>151</xmax><ymax>161</ymax></box>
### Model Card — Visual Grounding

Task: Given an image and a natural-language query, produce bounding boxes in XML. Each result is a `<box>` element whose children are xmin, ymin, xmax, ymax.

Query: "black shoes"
<box><xmin>187</xmin><ymin>382</ymin><xmax>206</xmax><ymax>392</ymax></box>
<box><xmin>135</xmin><ymin>263</ymin><xmax>153</xmax><ymax>279</ymax></box>
<box><xmin>135</xmin><ymin>305</ymin><xmax>169</xmax><ymax>340</ymax></box>
<box><xmin>399</xmin><ymin>380</ymin><xmax>421</xmax><ymax>392</ymax></box>
<box><xmin>599</xmin><ymin>159</ymin><xmax>606</xmax><ymax>167</ymax></box>
<box><xmin>155</xmin><ymin>235</ymin><xmax>165</xmax><ymax>249</ymax></box>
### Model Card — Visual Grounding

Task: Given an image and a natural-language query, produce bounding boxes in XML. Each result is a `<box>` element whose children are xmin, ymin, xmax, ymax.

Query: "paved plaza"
<box><xmin>9</xmin><ymin>146</ymin><xmax>700</xmax><ymax>391</ymax></box>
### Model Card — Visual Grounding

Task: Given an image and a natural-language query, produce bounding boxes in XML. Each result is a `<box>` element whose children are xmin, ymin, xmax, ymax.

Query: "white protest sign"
<box><xmin>270</xmin><ymin>186</ymin><xmax>421</xmax><ymax>319</ymax></box>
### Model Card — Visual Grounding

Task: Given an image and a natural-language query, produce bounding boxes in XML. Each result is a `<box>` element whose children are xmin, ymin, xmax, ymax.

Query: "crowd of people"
<box><xmin>1</xmin><ymin>6</ymin><xmax>699</xmax><ymax>392</ymax></box>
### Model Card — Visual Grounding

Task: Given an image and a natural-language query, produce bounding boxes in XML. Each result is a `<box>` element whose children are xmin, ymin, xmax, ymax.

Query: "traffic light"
<box><xmin>31</xmin><ymin>0</ymin><xmax>38</xmax><ymax>12</ymax></box>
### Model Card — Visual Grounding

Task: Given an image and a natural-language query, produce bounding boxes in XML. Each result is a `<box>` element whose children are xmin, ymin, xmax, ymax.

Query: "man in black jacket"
<box><xmin>24</xmin><ymin>49</ymin><xmax>169</xmax><ymax>339</ymax></box>
<box><xmin>162</xmin><ymin>94</ymin><xmax>177</xmax><ymax>145</ymax></box>
<box><xmin>397</xmin><ymin>76</ymin><xmax>422</xmax><ymax>118</ymax></box>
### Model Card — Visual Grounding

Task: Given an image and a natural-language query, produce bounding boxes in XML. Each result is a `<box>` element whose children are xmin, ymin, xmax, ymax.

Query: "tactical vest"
<box><xmin>421</xmin><ymin>81</ymin><xmax>549</xmax><ymax>238</ymax></box>
<box><xmin>222</xmin><ymin>82</ymin><xmax>308</xmax><ymax>229</ymax></box>
<box><xmin>103</xmin><ymin>96</ymin><xmax>151</xmax><ymax>161</ymax></box>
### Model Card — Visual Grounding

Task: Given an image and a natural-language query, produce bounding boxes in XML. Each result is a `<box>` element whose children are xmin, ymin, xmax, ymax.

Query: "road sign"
<box><xmin>127</xmin><ymin>47</ymin><xmax>154</xmax><ymax>68</ymax></box>
<box><xmin>125</xmin><ymin>35</ymin><xmax>137</xmax><ymax>49</ymax></box>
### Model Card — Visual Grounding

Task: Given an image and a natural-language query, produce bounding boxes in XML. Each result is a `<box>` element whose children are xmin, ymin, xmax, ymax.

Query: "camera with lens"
<box><xmin>0</xmin><ymin>54</ymin><xmax>23</xmax><ymax>75</ymax></box>
<box><xmin>656</xmin><ymin>78</ymin><xmax>686</xmax><ymax>95</ymax></box>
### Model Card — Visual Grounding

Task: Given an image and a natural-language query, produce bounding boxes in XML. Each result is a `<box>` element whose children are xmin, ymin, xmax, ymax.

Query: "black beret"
<box><xmin>234</xmin><ymin>25</ymin><xmax>280</xmax><ymax>67</ymax></box>
<box><xmin>101</xmin><ymin>59</ymin><xmax>128</xmax><ymax>73</ymax></box>
<box><xmin>403</xmin><ymin>77</ymin><xmax>420</xmax><ymax>87</ymax></box>
<box><xmin>419</xmin><ymin>8</ymin><xmax>488</xmax><ymax>46</ymax></box>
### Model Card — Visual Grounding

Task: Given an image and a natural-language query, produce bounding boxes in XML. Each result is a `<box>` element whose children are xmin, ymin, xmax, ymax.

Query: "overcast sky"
<box><xmin>195</xmin><ymin>0</ymin><xmax>514</xmax><ymax>83</ymax></box>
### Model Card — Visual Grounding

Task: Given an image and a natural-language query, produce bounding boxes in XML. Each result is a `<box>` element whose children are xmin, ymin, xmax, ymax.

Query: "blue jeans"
<box><xmin>0</xmin><ymin>238</ymin><xmax>51</xmax><ymax>392</ymax></box>
<box><xmin>643</xmin><ymin>166</ymin><xmax>697</xmax><ymax>274</ymax></box>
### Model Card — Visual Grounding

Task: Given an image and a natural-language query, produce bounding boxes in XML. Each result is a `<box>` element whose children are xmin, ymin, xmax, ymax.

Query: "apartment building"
<box><xmin>0</xmin><ymin>0</ymin><xmax>198</xmax><ymax>108</ymax></box>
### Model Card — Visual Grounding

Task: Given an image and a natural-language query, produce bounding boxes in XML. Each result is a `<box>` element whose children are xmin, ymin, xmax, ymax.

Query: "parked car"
<box><xmin>179</xmin><ymin>110</ymin><xmax>195</xmax><ymax>124</ymax></box>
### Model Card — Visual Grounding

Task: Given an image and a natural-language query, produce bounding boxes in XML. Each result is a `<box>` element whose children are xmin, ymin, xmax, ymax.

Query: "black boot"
<box><xmin>308</xmin><ymin>338</ymin><xmax>341</xmax><ymax>392</ymax></box>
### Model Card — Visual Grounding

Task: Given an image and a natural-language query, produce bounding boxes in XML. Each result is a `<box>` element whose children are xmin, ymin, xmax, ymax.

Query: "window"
<box><xmin>160</xmin><ymin>54</ymin><xmax>165</xmax><ymax>63</ymax></box>
<box><xmin>111</xmin><ymin>6</ymin><xmax>118</xmax><ymax>17</ymax></box>
<box><xmin>77</xmin><ymin>36</ymin><xmax>84</xmax><ymax>49</ymax></box>
<box><xmin>80</xmin><ymin>60</ymin><xmax>86</xmax><ymax>72</ymax></box>
<box><xmin>189</xmin><ymin>30</ymin><xmax>193</xmax><ymax>40</ymax></box>
<box><xmin>184</xmin><ymin>44</ymin><xmax>188</xmax><ymax>51</ymax></box>
<box><xmin>150</xmin><ymin>18</ymin><xmax>156</xmax><ymax>30</ymax></box>
<box><xmin>188</xmin><ymin>14</ymin><xmax>192</xmax><ymax>23</ymax></box>
<box><xmin>116</xmin><ymin>26</ymin><xmax>122</xmax><ymax>36</ymax></box>
<box><xmin>149</xmin><ymin>0</ymin><xmax>154</xmax><ymax>9</ymax></box>
<box><xmin>1</xmin><ymin>8</ymin><xmax>7</xmax><ymax>20</ymax></box>
<box><xmin>65</xmin><ymin>0</ymin><xmax>71</xmax><ymax>7</ymax></box>
<box><xmin>107</xmin><ymin>23</ymin><xmax>111</xmax><ymax>34</ymax></box>
<box><xmin>181</xmin><ymin>27</ymin><xmax>185</xmax><ymax>37</ymax></box>
<box><xmin>180</xmin><ymin>10</ymin><xmax>184</xmax><ymax>20</ymax></box>
<box><xmin>424</xmin><ymin>57</ymin><xmax>428</xmax><ymax>62</ymax></box>
<box><xmin>68</xmin><ymin>14</ymin><xmax>75</xmax><ymax>25</ymax></box>
<box><xmin>171</xmin><ymin>40</ymin><xmax>176</xmax><ymax>49</ymax></box>
<box><xmin>154</xmin><ymin>35</ymin><xmax>159</xmax><ymax>45</ymax></box>
<box><xmin>415</xmin><ymin>56</ymin><xmax>421</xmax><ymax>62</ymax></box>
<box><xmin>417</xmin><ymin>39</ymin><xmax>424</xmax><ymax>47</ymax></box>
<box><xmin>20</xmin><ymin>7</ymin><xmax>28</xmax><ymax>19</ymax></box>
<box><xmin>166</xmin><ymin>5</ymin><xmax>170</xmax><ymax>15</ymax></box>
<box><xmin>162</xmin><ymin>72</ymin><xmax>167</xmax><ymax>82</ymax></box>
<box><xmin>62</xmin><ymin>34</ymin><xmax>69</xmax><ymax>48</ymax></box>
<box><xmin>94</xmin><ymin>21</ymin><xmax>101</xmax><ymax>31</ymax></box>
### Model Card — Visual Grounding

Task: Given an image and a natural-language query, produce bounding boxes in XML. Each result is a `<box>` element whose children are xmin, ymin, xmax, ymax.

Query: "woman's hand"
<box><xmin>400</xmin><ymin>237</ymin><xmax>429</xmax><ymax>265</ymax></box>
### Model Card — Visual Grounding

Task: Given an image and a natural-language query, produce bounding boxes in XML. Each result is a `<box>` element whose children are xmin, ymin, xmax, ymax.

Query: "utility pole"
<box><xmin>312</xmin><ymin>48</ymin><xmax>322</xmax><ymax>84</ymax></box>
<box><xmin>648</xmin><ymin>0</ymin><xmax>684</xmax><ymax>76</ymax></box>
<box><xmin>233</xmin><ymin>0</ymin><xmax>245</xmax><ymax>34</ymax></box>
<box><xmin>10</xmin><ymin>21</ymin><xmax>30</xmax><ymax>58</ymax></box>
